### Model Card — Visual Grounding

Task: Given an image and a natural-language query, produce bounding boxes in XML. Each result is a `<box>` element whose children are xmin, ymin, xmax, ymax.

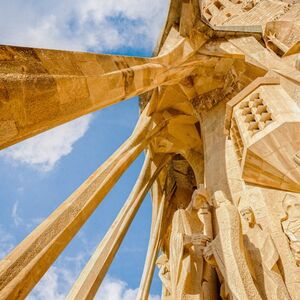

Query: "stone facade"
<box><xmin>0</xmin><ymin>0</ymin><xmax>300</xmax><ymax>299</ymax></box>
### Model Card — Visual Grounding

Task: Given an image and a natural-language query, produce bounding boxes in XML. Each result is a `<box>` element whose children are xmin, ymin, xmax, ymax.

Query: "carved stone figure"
<box><xmin>2</xmin><ymin>0</ymin><xmax>300</xmax><ymax>299</ymax></box>
<box><xmin>242</xmin><ymin>0</ymin><xmax>257</xmax><ymax>11</ymax></box>
<box><xmin>204</xmin><ymin>191</ymin><xmax>262</xmax><ymax>300</ymax></box>
<box><xmin>169</xmin><ymin>188</ymin><xmax>210</xmax><ymax>299</ymax></box>
<box><xmin>203</xmin><ymin>243</ymin><xmax>232</xmax><ymax>300</ymax></box>
<box><xmin>241</xmin><ymin>207</ymin><xmax>291</xmax><ymax>299</ymax></box>
<box><xmin>156</xmin><ymin>254</ymin><xmax>171</xmax><ymax>299</ymax></box>
<box><xmin>198</xmin><ymin>190</ymin><xmax>218</xmax><ymax>300</ymax></box>
<box><xmin>282</xmin><ymin>194</ymin><xmax>300</xmax><ymax>267</ymax></box>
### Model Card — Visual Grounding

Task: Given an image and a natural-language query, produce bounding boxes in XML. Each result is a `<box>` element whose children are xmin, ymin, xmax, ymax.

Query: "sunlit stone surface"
<box><xmin>1</xmin><ymin>0</ymin><xmax>300</xmax><ymax>299</ymax></box>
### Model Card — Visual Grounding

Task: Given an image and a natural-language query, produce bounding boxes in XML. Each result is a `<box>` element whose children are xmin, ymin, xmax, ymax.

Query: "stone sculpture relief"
<box><xmin>204</xmin><ymin>191</ymin><xmax>262</xmax><ymax>300</ymax></box>
<box><xmin>197</xmin><ymin>188</ymin><xmax>217</xmax><ymax>300</ymax></box>
<box><xmin>242</xmin><ymin>0</ymin><xmax>259</xmax><ymax>11</ymax></box>
<box><xmin>203</xmin><ymin>244</ymin><xmax>232</xmax><ymax>300</ymax></box>
<box><xmin>1</xmin><ymin>0</ymin><xmax>300</xmax><ymax>298</ymax></box>
<box><xmin>282</xmin><ymin>194</ymin><xmax>300</xmax><ymax>267</ymax></box>
<box><xmin>156</xmin><ymin>254</ymin><xmax>171</xmax><ymax>299</ymax></box>
<box><xmin>240</xmin><ymin>206</ymin><xmax>291</xmax><ymax>299</ymax></box>
<box><xmin>169</xmin><ymin>188</ymin><xmax>211</xmax><ymax>299</ymax></box>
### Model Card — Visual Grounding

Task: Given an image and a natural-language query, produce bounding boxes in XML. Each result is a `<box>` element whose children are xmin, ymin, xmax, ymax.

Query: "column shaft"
<box><xmin>0</xmin><ymin>28</ymin><xmax>204</xmax><ymax>149</ymax></box>
<box><xmin>67</xmin><ymin>154</ymin><xmax>170</xmax><ymax>300</ymax></box>
<box><xmin>0</xmin><ymin>45</ymin><xmax>167</xmax><ymax>149</ymax></box>
<box><xmin>0</xmin><ymin>105</ymin><xmax>157</xmax><ymax>300</ymax></box>
<box><xmin>137</xmin><ymin>187</ymin><xmax>166</xmax><ymax>300</ymax></box>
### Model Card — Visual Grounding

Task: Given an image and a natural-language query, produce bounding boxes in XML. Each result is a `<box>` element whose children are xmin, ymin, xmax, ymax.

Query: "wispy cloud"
<box><xmin>0</xmin><ymin>225</ymin><xmax>15</xmax><ymax>259</ymax></box>
<box><xmin>0</xmin><ymin>115</ymin><xmax>92</xmax><ymax>172</ymax></box>
<box><xmin>11</xmin><ymin>200</ymin><xmax>23</xmax><ymax>226</ymax></box>
<box><xmin>10</xmin><ymin>200</ymin><xmax>44</xmax><ymax>229</ymax></box>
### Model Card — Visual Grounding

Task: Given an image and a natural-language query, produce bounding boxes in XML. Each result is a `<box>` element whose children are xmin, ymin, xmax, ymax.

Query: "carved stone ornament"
<box><xmin>282</xmin><ymin>194</ymin><xmax>300</xmax><ymax>267</ymax></box>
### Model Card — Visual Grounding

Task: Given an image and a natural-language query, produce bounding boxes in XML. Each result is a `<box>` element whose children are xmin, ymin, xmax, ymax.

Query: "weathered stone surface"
<box><xmin>1</xmin><ymin>0</ymin><xmax>300</xmax><ymax>299</ymax></box>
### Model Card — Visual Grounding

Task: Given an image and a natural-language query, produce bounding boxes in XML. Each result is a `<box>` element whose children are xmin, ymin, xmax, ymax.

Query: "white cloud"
<box><xmin>96</xmin><ymin>277</ymin><xmax>161</xmax><ymax>300</ymax></box>
<box><xmin>0</xmin><ymin>1</ymin><xmax>168</xmax><ymax>172</ymax></box>
<box><xmin>28</xmin><ymin>266</ymin><xmax>160</xmax><ymax>300</ymax></box>
<box><xmin>0</xmin><ymin>225</ymin><xmax>15</xmax><ymax>259</ymax></box>
<box><xmin>0</xmin><ymin>115</ymin><xmax>92</xmax><ymax>172</ymax></box>
<box><xmin>27</xmin><ymin>266</ymin><xmax>74</xmax><ymax>300</ymax></box>
<box><xmin>0</xmin><ymin>0</ymin><xmax>168</xmax><ymax>52</ymax></box>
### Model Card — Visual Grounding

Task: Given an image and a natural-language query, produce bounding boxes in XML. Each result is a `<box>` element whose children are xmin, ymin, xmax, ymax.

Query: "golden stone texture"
<box><xmin>1</xmin><ymin>0</ymin><xmax>300</xmax><ymax>299</ymax></box>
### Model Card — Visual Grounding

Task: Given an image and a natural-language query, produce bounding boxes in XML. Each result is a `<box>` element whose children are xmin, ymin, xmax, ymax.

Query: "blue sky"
<box><xmin>0</xmin><ymin>1</ymin><xmax>169</xmax><ymax>299</ymax></box>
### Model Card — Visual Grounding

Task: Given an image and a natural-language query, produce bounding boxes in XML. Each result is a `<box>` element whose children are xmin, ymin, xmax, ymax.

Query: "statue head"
<box><xmin>156</xmin><ymin>254</ymin><xmax>169</xmax><ymax>269</ymax></box>
<box><xmin>190</xmin><ymin>187</ymin><xmax>208</xmax><ymax>210</ymax></box>
<box><xmin>240</xmin><ymin>207</ymin><xmax>256</xmax><ymax>227</ymax></box>
<box><xmin>282</xmin><ymin>194</ymin><xmax>300</xmax><ymax>219</ymax></box>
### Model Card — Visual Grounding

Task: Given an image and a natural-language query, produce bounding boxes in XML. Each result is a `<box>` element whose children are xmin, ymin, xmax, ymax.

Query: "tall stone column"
<box><xmin>0</xmin><ymin>103</ymin><xmax>163</xmax><ymax>300</ymax></box>
<box><xmin>66</xmin><ymin>153</ymin><xmax>170</xmax><ymax>300</ymax></box>
<box><xmin>137</xmin><ymin>181</ymin><xmax>168</xmax><ymax>300</ymax></box>
<box><xmin>0</xmin><ymin>28</ymin><xmax>204</xmax><ymax>149</ymax></box>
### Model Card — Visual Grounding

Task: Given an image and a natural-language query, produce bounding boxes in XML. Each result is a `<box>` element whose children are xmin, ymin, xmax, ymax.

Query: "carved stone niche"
<box><xmin>227</xmin><ymin>78</ymin><xmax>300</xmax><ymax>192</ymax></box>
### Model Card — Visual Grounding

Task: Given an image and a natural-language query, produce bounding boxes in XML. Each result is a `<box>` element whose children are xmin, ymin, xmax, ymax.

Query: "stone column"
<box><xmin>0</xmin><ymin>46</ymin><xmax>167</xmax><ymax>149</ymax></box>
<box><xmin>0</xmin><ymin>104</ymin><xmax>163</xmax><ymax>300</ymax></box>
<box><xmin>137</xmin><ymin>182</ymin><xmax>167</xmax><ymax>300</ymax></box>
<box><xmin>0</xmin><ymin>28</ymin><xmax>204</xmax><ymax>149</ymax></box>
<box><xmin>66</xmin><ymin>153</ymin><xmax>170</xmax><ymax>300</ymax></box>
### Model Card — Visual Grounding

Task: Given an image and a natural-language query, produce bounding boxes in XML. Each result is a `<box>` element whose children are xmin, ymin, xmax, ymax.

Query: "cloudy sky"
<box><xmin>0</xmin><ymin>1</ymin><xmax>169</xmax><ymax>299</ymax></box>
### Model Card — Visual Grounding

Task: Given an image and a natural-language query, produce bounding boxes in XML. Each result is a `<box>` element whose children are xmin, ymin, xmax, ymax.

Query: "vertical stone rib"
<box><xmin>66</xmin><ymin>153</ymin><xmax>170</xmax><ymax>300</ymax></box>
<box><xmin>0</xmin><ymin>104</ymin><xmax>160</xmax><ymax>300</ymax></box>
<box><xmin>137</xmin><ymin>186</ymin><xmax>166</xmax><ymax>300</ymax></box>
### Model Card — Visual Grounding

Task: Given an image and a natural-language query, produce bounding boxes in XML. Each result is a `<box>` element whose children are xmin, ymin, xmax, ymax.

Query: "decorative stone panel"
<box><xmin>229</xmin><ymin>81</ymin><xmax>300</xmax><ymax>192</ymax></box>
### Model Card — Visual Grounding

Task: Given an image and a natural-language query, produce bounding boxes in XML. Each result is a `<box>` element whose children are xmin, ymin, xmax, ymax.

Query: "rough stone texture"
<box><xmin>1</xmin><ymin>0</ymin><xmax>300</xmax><ymax>299</ymax></box>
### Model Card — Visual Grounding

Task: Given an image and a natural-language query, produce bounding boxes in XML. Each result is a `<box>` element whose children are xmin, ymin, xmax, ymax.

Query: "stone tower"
<box><xmin>0</xmin><ymin>0</ymin><xmax>300</xmax><ymax>299</ymax></box>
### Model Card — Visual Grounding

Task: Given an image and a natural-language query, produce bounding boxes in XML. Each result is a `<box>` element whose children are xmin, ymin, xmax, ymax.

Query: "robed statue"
<box><xmin>282</xmin><ymin>193</ymin><xmax>300</xmax><ymax>267</ymax></box>
<box><xmin>169</xmin><ymin>188</ymin><xmax>210</xmax><ymax>299</ymax></box>
<box><xmin>240</xmin><ymin>207</ymin><xmax>291</xmax><ymax>300</ymax></box>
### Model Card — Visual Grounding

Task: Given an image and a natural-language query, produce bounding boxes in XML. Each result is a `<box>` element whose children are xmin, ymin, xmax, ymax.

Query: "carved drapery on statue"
<box><xmin>240</xmin><ymin>206</ymin><xmax>291</xmax><ymax>299</ymax></box>
<box><xmin>156</xmin><ymin>254</ymin><xmax>171</xmax><ymax>299</ymax></box>
<box><xmin>282</xmin><ymin>194</ymin><xmax>300</xmax><ymax>267</ymax></box>
<box><xmin>204</xmin><ymin>191</ymin><xmax>262</xmax><ymax>300</ymax></box>
<box><xmin>169</xmin><ymin>189</ymin><xmax>210</xmax><ymax>299</ymax></box>
<box><xmin>1</xmin><ymin>0</ymin><xmax>300</xmax><ymax>298</ymax></box>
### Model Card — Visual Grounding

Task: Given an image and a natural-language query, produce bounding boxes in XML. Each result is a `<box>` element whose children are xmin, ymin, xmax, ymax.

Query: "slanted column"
<box><xmin>0</xmin><ymin>27</ymin><xmax>206</xmax><ymax>149</ymax></box>
<box><xmin>137</xmin><ymin>183</ymin><xmax>167</xmax><ymax>300</ymax></box>
<box><xmin>66</xmin><ymin>153</ymin><xmax>170</xmax><ymax>300</ymax></box>
<box><xmin>0</xmin><ymin>46</ymin><xmax>166</xmax><ymax>149</ymax></box>
<box><xmin>0</xmin><ymin>103</ymin><xmax>163</xmax><ymax>300</ymax></box>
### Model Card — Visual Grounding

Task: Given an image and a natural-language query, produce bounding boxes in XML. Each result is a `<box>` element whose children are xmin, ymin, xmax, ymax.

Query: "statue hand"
<box><xmin>192</xmin><ymin>234</ymin><xmax>211</xmax><ymax>247</ymax></box>
<box><xmin>183</xmin><ymin>234</ymin><xmax>192</xmax><ymax>246</ymax></box>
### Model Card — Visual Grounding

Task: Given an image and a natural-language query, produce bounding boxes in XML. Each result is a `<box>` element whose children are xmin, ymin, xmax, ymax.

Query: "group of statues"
<box><xmin>156</xmin><ymin>188</ymin><xmax>300</xmax><ymax>299</ymax></box>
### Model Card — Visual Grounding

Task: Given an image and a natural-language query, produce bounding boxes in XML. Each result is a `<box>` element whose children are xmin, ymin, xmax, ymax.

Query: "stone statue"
<box><xmin>203</xmin><ymin>243</ymin><xmax>232</xmax><ymax>300</ymax></box>
<box><xmin>240</xmin><ymin>207</ymin><xmax>291</xmax><ymax>299</ymax></box>
<box><xmin>156</xmin><ymin>254</ymin><xmax>171</xmax><ymax>299</ymax></box>
<box><xmin>204</xmin><ymin>191</ymin><xmax>262</xmax><ymax>300</ymax></box>
<box><xmin>169</xmin><ymin>188</ymin><xmax>211</xmax><ymax>299</ymax></box>
<box><xmin>282</xmin><ymin>193</ymin><xmax>300</xmax><ymax>267</ymax></box>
